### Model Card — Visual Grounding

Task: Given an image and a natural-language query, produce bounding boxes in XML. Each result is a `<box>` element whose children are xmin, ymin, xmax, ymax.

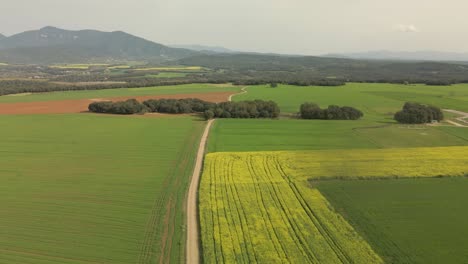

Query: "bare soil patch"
<box><xmin>0</xmin><ymin>91</ymin><xmax>234</xmax><ymax>115</ymax></box>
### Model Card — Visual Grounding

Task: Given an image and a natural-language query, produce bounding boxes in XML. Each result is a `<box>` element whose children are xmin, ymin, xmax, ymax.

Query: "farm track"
<box><xmin>228</xmin><ymin>87</ymin><xmax>248</xmax><ymax>102</ymax></box>
<box><xmin>186</xmin><ymin>119</ymin><xmax>214</xmax><ymax>264</ymax></box>
<box><xmin>199</xmin><ymin>153</ymin><xmax>383</xmax><ymax>263</ymax></box>
<box><xmin>444</xmin><ymin>109</ymin><xmax>468</xmax><ymax>127</ymax></box>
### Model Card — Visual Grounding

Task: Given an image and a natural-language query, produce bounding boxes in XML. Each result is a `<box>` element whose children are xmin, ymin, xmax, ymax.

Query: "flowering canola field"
<box><xmin>199</xmin><ymin>146</ymin><xmax>468</xmax><ymax>263</ymax></box>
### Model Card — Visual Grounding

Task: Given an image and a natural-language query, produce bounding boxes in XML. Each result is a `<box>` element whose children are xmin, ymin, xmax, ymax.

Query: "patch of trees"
<box><xmin>394</xmin><ymin>102</ymin><xmax>444</xmax><ymax>124</ymax></box>
<box><xmin>88</xmin><ymin>99</ymin><xmax>147</xmax><ymax>115</ymax></box>
<box><xmin>299</xmin><ymin>103</ymin><xmax>364</xmax><ymax>120</ymax></box>
<box><xmin>204</xmin><ymin>100</ymin><xmax>280</xmax><ymax>119</ymax></box>
<box><xmin>143</xmin><ymin>98</ymin><xmax>216</xmax><ymax>114</ymax></box>
<box><xmin>88</xmin><ymin>98</ymin><xmax>280</xmax><ymax>119</ymax></box>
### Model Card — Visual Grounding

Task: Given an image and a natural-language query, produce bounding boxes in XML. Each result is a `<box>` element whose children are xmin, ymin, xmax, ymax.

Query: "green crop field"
<box><xmin>234</xmin><ymin>83</ymin><xmax>468</xmax><ymax>118</ymax></box>
<box><xmin>0</xmin><ymin>114</ymin><xmax>204</xmax><ymax>263</ymax></box>
<box><xmin>0</xmin><ymin>83</ymin><xmax>240</xmax><ymax>103</ymax></box>
<box><xmin>207</xmin><ymin>119</ymin><xmax>468</xmax><ymax>152</ymax></box>
<box><xmin>208</xmin><ymin>83</ymin><xmax>468</xmax><ymax>153</ymax></box>
<box><xmin>317</xmin><ymin>177</ymin><xmax>468</xmax><ymax>264</ymax></box>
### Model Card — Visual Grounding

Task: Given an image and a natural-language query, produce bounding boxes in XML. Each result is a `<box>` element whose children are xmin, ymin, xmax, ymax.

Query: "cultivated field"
<box><xmin>0</xmin><ymin>83</ymin><xmax>240</xmax><ymax>103</ymax></box>
<box><xmin>199</xmin><ymin>147</ymin><xmax>468</xmax><ymax>263</ymax></box>
<box><xmin>234</xmin><ymin>83</ymin><xmax>468</xmax><ymax>115</ymax></box>
<box><xmin>0</xmin><ymin>114</ymin><xmax>204</xmax><ymax>263</ymax></box>
<box><xmin>208</xmin><ymin>119</ymin><xmax>468</xmax><ymax>152</ymax></box>
<box><xmin>207</xmin><ymin>82</ymin><xmax>468</xmax><ymax>152</ymax></box>
<box><xmin>1</xmin><ymin>80</ymin><xmax>468</xmax><ymax>263</ymax></box>
<box><xmin>317</xmin><ymin>177</ymin><xmax>468</xmax><ymax>263</ymax></box>
<box><xmin>199</xmin><ymin>152</ymin><xmax>383</xmax><ymax>263</ymax></box>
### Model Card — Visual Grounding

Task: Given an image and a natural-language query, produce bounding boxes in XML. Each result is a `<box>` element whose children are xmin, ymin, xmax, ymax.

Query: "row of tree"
<box><xmin>204</xmin><ymin>100</ymin><xmax>280</xmax><ymax>119</ymax></box>
<box><xmin>394</xmin><ymin>102</ymin><xmax>444</xmax><ymax>124</ymax></box>
<box><xmin>88</xmin><ymin>99</ymin><xmax>147</xmax><ymax>115</ymax></box>
<box><xmin>143</xmin><ymin>98</ymin><xmax>215</xmax><ymax>114</ymax></box>
<box><xmin>88</xmin><ymin>98</ymin><xmax>281</xmax><ymax>119</ymax></box>
<box><xmin>299</xmin><ymin>103</ymin><xmax>364</xmax><ymax>120</ymax></box>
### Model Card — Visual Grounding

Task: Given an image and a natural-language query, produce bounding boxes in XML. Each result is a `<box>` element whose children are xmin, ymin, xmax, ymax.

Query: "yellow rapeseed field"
<box><xmin>199</xmin><ymin>146</ymin><xmax>468</xmax><ymax>263</ymax></box>
<box><xmin>200</xmin><ymin>152</ymin><xmax>384</xmax><ymax>263</ymax></box>
<box><xmin>281</xmin><ymin>146</ymin><xmax>468</xmax><ymax>181</ymax></box>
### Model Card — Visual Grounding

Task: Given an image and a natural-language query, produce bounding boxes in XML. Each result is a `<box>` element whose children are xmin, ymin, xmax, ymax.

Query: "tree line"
<box><xmin>394</xmin><ymin>102</ymin><xmax>444</xmax><ymax>124</ymax></box>
<box><xmin>88</xmin><ymin>98</ymin><xmax>280</xmax><ymax>119</ymax></box>
<box><xmin>299</xmin><ymin>103</ymin><xmax>364</xmax><ymax>120</ymax></box>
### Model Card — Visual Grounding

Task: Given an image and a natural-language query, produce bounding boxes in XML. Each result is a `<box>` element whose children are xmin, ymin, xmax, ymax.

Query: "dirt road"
<box><xmin>228</xmin><ymin>86</ymin><xmax>248</xmax><ymax>102</ymax></box>
<box><xmin>444</xmin><ymin>109</ymin><xmax>468</xmax><ymax>127</ymax></box>
<box><xmin>186</xmin><ymin>119</ymin><xmax>214</xmax><ymax>264</ymax></box>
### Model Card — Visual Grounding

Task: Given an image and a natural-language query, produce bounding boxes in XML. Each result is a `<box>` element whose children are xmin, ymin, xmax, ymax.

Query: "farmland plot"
<box><xmin>0</xmin><ymin>114</ymin><xmax>204</xmax><ymax>263</ymax></box>
<box><xmin>199</xmin><ymin>146</ymin><xmax>468</xmax><ymax>263</ymax></box>
<box><xmin>199</xmin><ymin>152</ymin><xmax>383</xmax><ymax>263</ymax></box>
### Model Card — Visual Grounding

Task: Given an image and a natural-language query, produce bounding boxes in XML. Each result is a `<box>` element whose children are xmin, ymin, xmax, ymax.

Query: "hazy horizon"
<box><xmin>2</xmin><ymin>0</ymin><xmax>468</xmax><ymax>55</ymax></box>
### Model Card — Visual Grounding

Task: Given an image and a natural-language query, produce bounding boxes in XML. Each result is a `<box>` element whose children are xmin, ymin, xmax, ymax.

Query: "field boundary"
<box><xmin>186</xmin><ymin>119</ymin><xmax>215</xmax><ymax>264</ymax></box>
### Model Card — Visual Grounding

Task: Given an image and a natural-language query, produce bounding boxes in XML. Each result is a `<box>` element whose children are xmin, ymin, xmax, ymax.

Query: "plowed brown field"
<box><xmin>0</xmin><ymin>91</ymin><xmax>234</xmax><ymax>115</ymax></box>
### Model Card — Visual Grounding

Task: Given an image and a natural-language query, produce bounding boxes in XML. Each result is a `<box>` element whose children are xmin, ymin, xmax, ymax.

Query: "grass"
<box><xmin>234</xmin><ymin>83</ymin><xmax>468</xmax><ymax>119</ymax></box>
<box><xmin>208</xmin><ymin>83</ymin><xmax>468</xmax><ymax>153</ymax></box>
<box><xmin>199</xmin><ymin>152</ymin><xmax>382</xmax><ymax>263</ymax></box>
<box><xmin>207</xmin><ymin>119</ymin><xmax>468</xmax><ymax>152</ymax></box>
<box><xmin>0</xmin><ymin>83</ymin><xmax>240</xmax><ymax>103</ymax></box>
<box><xmin>0</xmin><ymin>114</ymin><xmax>205</xmax><ymax>263</ymax></box>
<box><xmin>316</xmin><ymin>177</ymin><xmax>468</xmax><ymax>264</ymax></box>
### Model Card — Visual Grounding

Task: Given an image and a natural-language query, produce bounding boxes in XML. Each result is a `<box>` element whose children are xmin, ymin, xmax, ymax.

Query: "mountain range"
<box><xmin>2</xmin><ymin>26</ymin><xmax>468</xmax><ymax>65</ymax></box>
<box><xmin>0</xmin><ymin>26</ymin><xmax>197</xmax><ymax>64</ymax></box>
<box><xmin>325</xmin><ymin>50</ymin><xmax>468</xmax><ymax>62</ymax></box>
<box><xmin>170</xmin><ymin>44</ymin><xmax>237</xmax><ymax>54</ymax></box>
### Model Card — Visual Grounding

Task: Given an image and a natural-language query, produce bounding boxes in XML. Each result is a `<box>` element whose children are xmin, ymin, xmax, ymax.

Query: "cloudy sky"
<box><xmin>1</xmin><ymin>0</ymin><xmax>467</xmax><ymax>55</ymax></box>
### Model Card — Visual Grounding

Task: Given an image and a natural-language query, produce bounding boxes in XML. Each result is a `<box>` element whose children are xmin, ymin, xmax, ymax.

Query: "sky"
<box><xmin>1</xmin><ymin>0</ymin><xmax>468</xmax><ymax>55</ymax></box>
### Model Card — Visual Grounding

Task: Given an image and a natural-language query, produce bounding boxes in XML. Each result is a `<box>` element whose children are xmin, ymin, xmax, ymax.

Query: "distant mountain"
<box><xmin>0</xmin><ymin>26</ymin><xmax>197</xmax><ymax>64</ymax></box>
<box><xmin>171</xmin><ymin>44</ymin><xmax>236</xmax><ymax>54</ymax></box>
<box><xmin>325</xmin><ymin>50</ymin><xmax>468</xmax><ymax>62</ymax></box>
<box><xmin>0</xmin><ymin>34</ymin><xmax>5</xmax><ymax>40</ymax></box>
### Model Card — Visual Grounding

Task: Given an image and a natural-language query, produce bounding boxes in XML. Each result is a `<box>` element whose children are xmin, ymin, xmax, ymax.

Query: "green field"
<box><xmin>208</xmin><ymin>83</ymin><xmax>468</xmax><ymax>152</ymax></box>
<box><xmin>317</xmin><ymin>177</ymin><xmax>468</xmax><ymax>264</ymax></box>
<box><xmin>234</xmin><ymin>83</ymin><xmax>468</xmax><ymax>118</ymax></box>
<box><xmin>2</xmin><ymin>81</ymin><xmax>468</xmax><ymax>263</ymax></box>
<box><xmin>0</xmin><ymin>83</ymin><xmax>239</xmax><ymax>103</ymax></box>
<box><xmin>0</xmin><ymin>114</ymin><xmax>204</xmax><ymax>263</ymax></box>
<box><xmin>207</xmin><ymin>119</ymin><xmax>468</xmax><ymax>152</ymax></box>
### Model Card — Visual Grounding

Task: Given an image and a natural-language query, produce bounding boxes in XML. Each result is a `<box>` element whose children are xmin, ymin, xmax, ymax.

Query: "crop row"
<box><xmin>199</xmin><ymin>152</ymin><xmax>383</xmax><ymax>263</ymax></box>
